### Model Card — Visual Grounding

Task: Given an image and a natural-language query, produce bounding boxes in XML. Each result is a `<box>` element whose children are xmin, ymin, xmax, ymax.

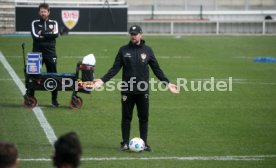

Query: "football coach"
<box><xmin>93</xmin><ymin>25</ymin><xmax>179</xmax><ymax>152</ymax></box>
<box><xmin>29</xmin><ymin>3</ymin><xmax>59</xmax><ymax>107</ymax></box>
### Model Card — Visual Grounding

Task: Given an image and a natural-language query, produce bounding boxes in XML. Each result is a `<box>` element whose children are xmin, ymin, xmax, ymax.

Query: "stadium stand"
<box><xmin>0</xmin><ymin>0</ymin><xmax>15</xmax><ymax>34</ymax></box>
<box><xmin>0</xmin><ymin>0</ymin><xmax>276</xmax><ymax>34</ymax></box>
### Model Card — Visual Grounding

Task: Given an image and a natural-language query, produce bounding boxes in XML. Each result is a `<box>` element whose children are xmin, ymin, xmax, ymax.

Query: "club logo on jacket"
<box><xmin>49</xmin><ymin>24</ymin><xmax>54</xmax><ymax>30</ymax></box>
<box><xmin>145</xmin><ymin>94</ymin><xmax>148</xmax><ymax>99</ymax></box>
<box><xmin>62</xmin><ymin>10</ymin><xmax>79</xmax><ymax>30</ymax></box>
<box><xmin>124</xmin><ymin>53</ymin><xmax>131</xmax><ymax>58</ymax></box>
<box><xmin>141</xmin><ymin>53</ymin><xmax>147</xmax><ymax>62</ymax></box>
<box><xmin>122</xmin><ymin>95</ymin><xmax>127</xmax><ymax>101</ymax></box>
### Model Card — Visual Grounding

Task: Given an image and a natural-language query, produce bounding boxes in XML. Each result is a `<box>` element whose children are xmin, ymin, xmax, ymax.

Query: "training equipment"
<box><xmin>21</xmin><ymin>43</ymin><xmax>95</xmax><ymax>109</ymax></box>
<box><xmin>26</xmin><ymin>53</ymin><xmax>42</xmax><ymax>74</ymax></box>
<box><xmin>129</xmin><ymin>137</ymin><xmax>145</xmax><ymax>152</ymax></box>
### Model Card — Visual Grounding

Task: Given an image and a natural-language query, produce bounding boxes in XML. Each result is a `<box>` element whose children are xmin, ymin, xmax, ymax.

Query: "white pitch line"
<box><xmin>3</xmin><ymin>55</ymin><xmax>109</xmax><ymax>59</ymax></box>
<box><xmin>0</xmin><ymin>78</ymin><xmax>25</xmax><ymax>81</ymax></box>
<box><xmin>0</xmin><ymin>51</ymin><xmax>57</xmax><ymax>146</ymax></box>
<box><xmin>158</xmin><ymin>56</ymin><xmax>192</xmax><ymax>59</ymax></box>
<box><xmin>109</xmin><ymin>78</ymin><xmax>276</xmax><ymax>86</ymax></box>
<box><xmin>1</xmin><ymin>77</ymin><xmax>276</xmax><ymax>86</ymax></box>
<box><xmin>62</xmin><ymin>56</ymin><xmax>192</xmax><ymax>59</ymax></box>
<box><xmin>19</xmin><ymin>155</ymin><xmax>276</xmax><ymax>161</ymax></box>
<box><xmin>5</xmin><ymin>55</ymin><xmax>192</xmax><ymax>59</ymax></box>
<box><xmin>233</xmin><ymin>81</ymin><xmax>276</xmax><ymax>85</ymax></box>
<box><xmin>62</xmin><ymin>56</ymin><xmax>109</xmax><ymax>59</ymax></box>
<box><xmin>2</xmin><ymin>56</ymin><xmax>21</xmax><ymax>58</ymax></box>
<box><xmin>233</xmin><ymin>56</ymin><xmax>254</xmax><ymax>59</ymax></box>
<box><xmin>192</xmin><ymin>78</ymin><xmax>246</xmax><ymax>81</ymax></box>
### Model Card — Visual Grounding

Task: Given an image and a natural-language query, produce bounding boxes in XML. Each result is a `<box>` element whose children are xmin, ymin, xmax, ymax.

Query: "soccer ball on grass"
<box><xmin>129</xmin><ymin>137</ymin><xmax>145</xmax><ymax>152</ymax></box>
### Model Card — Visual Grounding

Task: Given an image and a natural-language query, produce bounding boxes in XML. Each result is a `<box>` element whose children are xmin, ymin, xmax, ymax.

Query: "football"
<box><xmin>129</xmin><ymin>137</ymin><xmax>145</xmax><ymax>152</ymax></box>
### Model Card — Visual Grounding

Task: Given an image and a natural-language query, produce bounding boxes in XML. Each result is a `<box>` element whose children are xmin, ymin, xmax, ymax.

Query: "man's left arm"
<box><xmin>43</xmin><ymin>20</ymin><xmax>59</xmax><ymax>38</ymax></box>
<box><xmin>148</xmin><ymin>48</ymin><xmax>170</xmax><ymax>83</ymax></box>
<box><xmin>149</xmin><ymin>48</ymin><xmax>179</xmax><ymax>94</ymax></box>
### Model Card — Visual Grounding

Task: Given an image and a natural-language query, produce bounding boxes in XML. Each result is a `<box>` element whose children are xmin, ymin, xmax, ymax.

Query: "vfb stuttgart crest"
<box><xmin>141</xmin><ymin>53</ymin><xmax>147</xmax><ymax>62</ymax></box>
<box><xmin>61</xmin><ymin>10</ymin><xmax>79</xmax><ymax>30</ymax></box>
<box><xmin>122</xmin><ymin>95</ymin><xmax>127</xmax><ymax>101</ymax></box>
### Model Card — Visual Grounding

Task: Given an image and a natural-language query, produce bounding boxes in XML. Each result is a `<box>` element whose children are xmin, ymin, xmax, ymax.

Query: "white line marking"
<box><xmin>4</xmin><ymin>55</ymin><xmax>109</xmax><ymax>59</ymax></box>
<box><xmin>234</xmin><ymin>81</ymin><xmax>276</xmax><ymax>85</ymax></box>
<box><xmin>192</xmin><ymin>78</ymin><xmax>247</xmax><ymax>81</ymax></box>
<box><xmin>0</xmin><ymin>51</ymin><xmax>57</xmax><ymax>146</ymax></box>
<box><xmin>1</xmin><ymin>77</ymin><xmax>275</xmax><ymax>85</ymax></box>
<box><xmin>5</xmin><ymin>55</ymin><xmax>192</xmax><ymax>59</ymax></box>
<box><xmin>62</xmin><ymin>56</ymin><xmax>109</xmax><ymax>59</ymax></box>
<box><xmin>0</xmin><ymin>78</ymin><xmax>25</xmax><ymax>81</ymax></box>
<box><xmin>158</xmin><ymin>56</ymin><xmax>192</xmax><ymax>59</ymax></box>
<box><xmin>191</xmin><ymin>78</ymin><xmax>276</xmax><ymax>85</ymax></box>
<box><xmin>110</xmin><ymin>78</ymin><xmax>276</xmax><ymax>85</ymax></box>
<box><xmin>2</xmin><ymin>56</ymin><xmax>21</xmax><ymax>58</ymax></box>
<box><xmin>177</xmin><ymin>78</ymin><xmax>276</xmax><ymax>86</ymax></box>
<box><xmin>19</xmin><ymin>155</ymin><xmax>276</xmax><ymax>161</ymax></box>
<box><xmin>233</xmin><ymin>56</ymin><xmax>254</xmax><ymax>59</ymax></box>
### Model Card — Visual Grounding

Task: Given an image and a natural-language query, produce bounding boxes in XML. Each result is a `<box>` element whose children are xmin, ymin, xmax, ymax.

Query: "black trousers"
<box><xmin>121</xmin><ymin>93</ymin><xmax>149</xmax><ymax>145</ymax></box>
<box><xmin>27</xmin><ymin>56</ymin><xmax>58</xmax><ymax>101</ymax></box>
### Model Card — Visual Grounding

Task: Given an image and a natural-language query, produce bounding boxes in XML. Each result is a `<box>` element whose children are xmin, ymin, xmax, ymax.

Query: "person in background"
<box><xmin>0</xmin><ymin>141</ymin><xmax>19</xmax><ymax>168</ymax></box>
<box><xmin>53</xmin><ymin>132</ymin><xmax>82</xmax><ymax>168</ymax></box>
<box><xmin>29</xmin><ymin>3</ymin><xmax>59</xmax><ymax>107</ymax></box>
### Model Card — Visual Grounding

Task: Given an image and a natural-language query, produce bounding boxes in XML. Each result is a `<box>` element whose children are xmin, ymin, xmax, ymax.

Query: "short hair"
<box><xmin>0</xmin><ymin>141</ymin><xmax>18</xmax><ymax>168</ymax></box>
<box><xmin>53</xmin><ymin>132</ymin><xmax>82</xmax><ymax>168</ymax></box>
<box><xmin>38</xmin><ymin>3</ymin><xmax>50</xmax><ymax>11</ymax></box>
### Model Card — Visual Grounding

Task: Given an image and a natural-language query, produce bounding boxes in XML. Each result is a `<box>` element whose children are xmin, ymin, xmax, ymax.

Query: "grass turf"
<box><xmin>0</xmin><ymin>35</ymin><xmax>276</xmax><ymax>167</ymax></box>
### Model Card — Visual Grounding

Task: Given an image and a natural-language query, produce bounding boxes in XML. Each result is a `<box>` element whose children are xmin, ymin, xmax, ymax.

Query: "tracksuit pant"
<box><xmin>121</xmin><ymin>93</ymin><xmax>149</xmax><ymax>145</ymax></box>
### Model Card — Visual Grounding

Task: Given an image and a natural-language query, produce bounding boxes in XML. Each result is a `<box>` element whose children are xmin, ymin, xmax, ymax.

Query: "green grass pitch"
<box><xmin>0</xmin><ymin>35</ymin><xmax>276</xmax><ymax>168</ymax></box>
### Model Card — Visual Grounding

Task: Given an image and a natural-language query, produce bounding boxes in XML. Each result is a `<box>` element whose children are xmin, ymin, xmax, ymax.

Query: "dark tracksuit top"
<box><xmin>31</xmin><ymin>18</ymin><xmax>59</xmax><ymax>58</ymax></box>
<box><xmin>29</xmin><ymin>18</ymin><xmax>59</xmax><ymax>99</ymax></box>
<box><xmin>102</xmin><ymin>39</ymin><xmax>170</xmax><ymax>144</ymax></box>
<box><xmin>101</xmin><ymin>39</ymin><xmax>170</xmax><ymax>94</ymax></box>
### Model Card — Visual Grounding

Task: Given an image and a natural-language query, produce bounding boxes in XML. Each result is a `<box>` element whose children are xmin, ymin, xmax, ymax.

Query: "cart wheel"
<box><xmin>77</xmin><ymin>96</ymin><xmax>83</xmax><ymax>104</ymax></box>
<box><xmin>23</xmin><ymin>95</ymin><xmax>37</xmax><ymax>109</ymax></box>
<box><xmin>70</xmin><ymin>97</ymin><xmax>82</xmax><ymax>110</ymax></box>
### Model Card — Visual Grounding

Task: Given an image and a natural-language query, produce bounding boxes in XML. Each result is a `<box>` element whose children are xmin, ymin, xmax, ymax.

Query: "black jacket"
<box><xmin>31</xmin><ymin>18</ymin><xmax>59</xmax><ymax>57</ymax></box>
<box><xmin>101</xmin><ymin>40</ymin><xmax>170</xmax><ymax>94</ymax></box>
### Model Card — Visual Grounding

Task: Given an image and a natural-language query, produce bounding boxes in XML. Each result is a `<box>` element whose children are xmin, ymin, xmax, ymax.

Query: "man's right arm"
<box><xmin>101</xmin><ymin>49</ymin><xmax>123</xmax><ymax>83</ymax></box>
<box><xmin>31</xmin><ymin>20</ymin><xmax>42</xmax><ymax>40</ymax></box>
<box><xmin>93</xmin><ymin>49</ymin><xmax>123</xmax><ymax>89</ymax></box>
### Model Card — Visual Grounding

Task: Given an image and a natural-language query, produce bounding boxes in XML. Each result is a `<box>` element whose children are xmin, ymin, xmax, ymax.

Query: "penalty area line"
<box><xmin>0</xmin><ymin>51</ymin><xmax>57</xmax><ymax>146</ymax></box>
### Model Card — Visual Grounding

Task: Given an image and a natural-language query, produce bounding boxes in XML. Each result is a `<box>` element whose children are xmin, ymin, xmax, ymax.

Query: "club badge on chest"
<box><xmin>141</xmin><ymin>53</ymin><xmax>147</xmax><ymax>62</ymax></box>
<box><xmin>49</xmin><ymin>24</ymin><xmax>54</xmax><ymax>30</ymax></box>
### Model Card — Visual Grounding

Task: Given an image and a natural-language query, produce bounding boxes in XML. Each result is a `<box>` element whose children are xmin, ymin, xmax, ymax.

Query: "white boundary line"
<box><xmin>234</xmin><ymin>81</ymin><xmax>276</xmax><ymax>85</ymax></box>
<box><xmin>4</xmin><ymin>55</ymin><xmax>192</xmax><ymax>59</ymax></box>
<box><xmin>0</xmin><ymin>51</ymin><xmax>57</xmax><ymax>146</ymax></box>
<box><xmin>0</xmin><ymin>78</ymin><xmax>25</xmax><ymax>81</ymax></box>
<box><xmin>1</xmin><ymin>77</ymin><xmax>276</xmax><ymax>85</ymax></box>
<box><xmin>19</xmin><ymin>155</ymin><xmax>276</xmax><ymax>161</ymax></box>
<box><xmin>109</xmin><ymin>78</ymin><xmax>276</xmax><ymax>85</ymax></box>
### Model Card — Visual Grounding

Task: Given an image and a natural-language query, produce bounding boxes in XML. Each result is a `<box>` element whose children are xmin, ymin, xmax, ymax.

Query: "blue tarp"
<box><xmin>254</xmin><ymin>57</ymin><xmax>276</xmax><ymax>63</ymax></box>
